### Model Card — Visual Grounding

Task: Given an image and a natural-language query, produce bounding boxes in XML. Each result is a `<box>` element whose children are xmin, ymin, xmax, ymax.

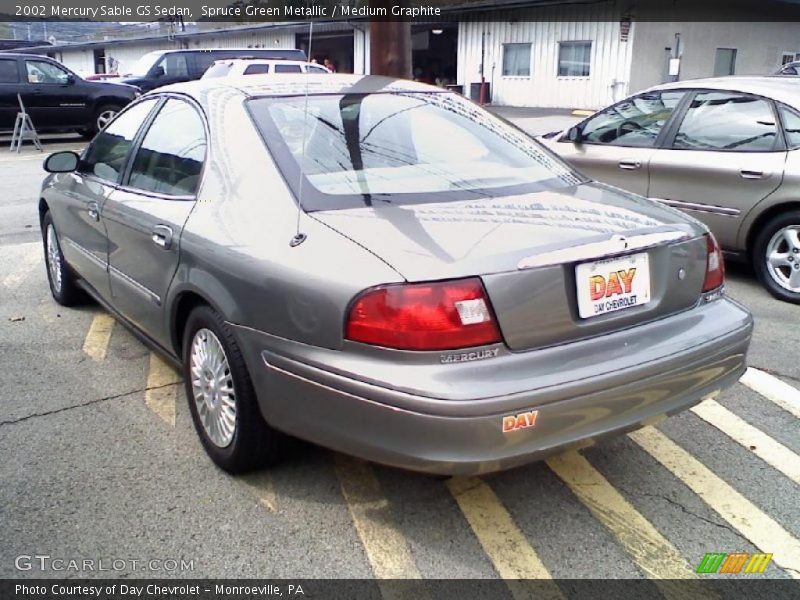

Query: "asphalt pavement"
<box><xmin>1</xmin><ymin>122</ymin><xmax>799</xmax><ymax>588</ymax></box>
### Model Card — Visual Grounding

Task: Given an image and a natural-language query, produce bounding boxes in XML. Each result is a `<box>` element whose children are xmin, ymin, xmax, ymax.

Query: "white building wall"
<box><xmin>458</xmin><ymin>4</ymin><xmax>634</xmax><ymax>109</ymax></box>
<box><xmin>59</xmin><ymin>49</ymin><xmax>95</xmax><ymax>76</ymax></box>
<box><xmin>629</xmin><ymin>21</ymin><xmax>800</xmax><ymax>93</ymax></box>
<box><xmin>183</xmin><ymin>30</ymin><xmax>296</xmax><ymax>50</ymax></box>
<box><xmin>353</xmin><ymin>26</ymin><xmax>370</xmax><ymax>74</ymax></box>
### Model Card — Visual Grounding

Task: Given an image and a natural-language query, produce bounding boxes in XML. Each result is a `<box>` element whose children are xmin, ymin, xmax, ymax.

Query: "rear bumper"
<box><xmin>233</xmin><ymin>297</ymin><xmax>752</xmax><ymax>475</ymax></box>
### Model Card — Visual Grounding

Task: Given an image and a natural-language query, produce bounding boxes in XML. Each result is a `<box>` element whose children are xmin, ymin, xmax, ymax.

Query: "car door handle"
<box><xmin>740</xmin><ymin>170</ymin><xmax>766</xmax><ymax>180</ymax></box>
<box><xmin>151</xmin><ymin>225</ymin><xmax>173</xmax><ymax>250</ymax></box>
<box><xmin>87</xmin><ymin>201</ymin><xmax>100</xmax><ymax>222</ymax></box>
<box><xmin>618</xmin><ymin>159</ymin><xmax>642</xmax><ymax>170</ymax></box>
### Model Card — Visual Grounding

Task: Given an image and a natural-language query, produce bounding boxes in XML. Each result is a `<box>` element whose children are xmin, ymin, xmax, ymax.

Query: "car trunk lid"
<box><xmin>314</xmin><ymin>182</ymin><xmax>710</xmax><ymax>350</ymax></box>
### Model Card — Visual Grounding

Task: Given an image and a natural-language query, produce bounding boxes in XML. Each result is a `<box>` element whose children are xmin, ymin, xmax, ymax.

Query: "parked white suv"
<box><xmin>202</xmin><ymin>59</ymin><xmax>331</xmax><ymax>79</ymax></box>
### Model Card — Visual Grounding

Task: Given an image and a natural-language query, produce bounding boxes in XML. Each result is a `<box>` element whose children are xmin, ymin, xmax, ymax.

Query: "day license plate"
<box><xmin>576</xmin><ymin>252</ymin><xmax>651</xmax><ymax>319</ymax></box>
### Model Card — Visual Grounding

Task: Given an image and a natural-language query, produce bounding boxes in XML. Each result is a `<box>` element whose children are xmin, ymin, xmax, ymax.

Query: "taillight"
<box><xmin>346</xmin><ymin>278</ymin><xmax>502</xmax><ymax>350</ymax></box>
<box><xmin>703</xmin><ymin>233</ymin><xmax>725</xmax><ymax>292</ymax></box>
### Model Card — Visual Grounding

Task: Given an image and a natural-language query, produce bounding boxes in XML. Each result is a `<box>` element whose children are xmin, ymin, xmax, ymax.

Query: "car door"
<box><xmin>0</xmin><ymin>57</ymin><xmax>21</xmax><ymax>130</ymax></box>
<box><xmin>544</xmin><ymin>90</ymin><xmax>686</xmax><ymax>196</ymax></box>
<box><xmin>21</xmin><ymin>58</ymin><xmax>89</xmax><ymax>128</ymax></box>
<box><xmin>52</xmin><ymin>98</ymin><xmax>160</xmax><ymax>300</ymax></box>
<box><xmin>647</xmin><ymin>90</ymin><xmax>786</xmax><ymax>250</ymax></box>
<box><xmin>102</xmin><ymin>97</ymin><xmax>207</xmax><ymax>347</ymax></box>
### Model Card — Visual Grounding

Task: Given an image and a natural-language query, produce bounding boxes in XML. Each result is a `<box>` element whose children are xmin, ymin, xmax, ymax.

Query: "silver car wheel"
<box><xmin>96</xmin><ymin>109</ymin><xmax>117</xmax><ymax>131</ymax></box>
<box><xmin>46</xmin><ymin>224</ymin><xmax>62</xmax><ymax>294</ymax></box>
<box><xmin>190</xmin><ymin>328</ymin><xmax>237</xmax><ymax>448</ymax></box>
<box><xmin>766</xmin><ymin>225</ymin><xmax>800</xmax><ymax>293</ymax></box>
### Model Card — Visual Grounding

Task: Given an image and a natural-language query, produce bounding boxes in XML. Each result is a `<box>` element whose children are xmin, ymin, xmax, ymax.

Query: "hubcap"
<box><xmin>46</xmin><ymin>224</ymin><xmax>62</xmax><ymax>294</ymax></box>
<box><xmin>96</xmin><ymin>109</ymin><xmax>117</xmax><ymax>131</ymax></box>
<box><xmin>190</xmin><ymin>328</ymin><xmax>236</xmax><ymax>448</ymax></box>
<box><xmin>766</xmin><ymin>225</ymin><xmax>800</xmax><ymax>293</ymax></box>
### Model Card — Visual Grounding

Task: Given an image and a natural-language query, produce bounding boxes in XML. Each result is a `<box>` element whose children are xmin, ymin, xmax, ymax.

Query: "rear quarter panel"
<box><xmin>167</xmin><ymin>89</ymin><xmax>403</xmax><ymax>352</ymax></box>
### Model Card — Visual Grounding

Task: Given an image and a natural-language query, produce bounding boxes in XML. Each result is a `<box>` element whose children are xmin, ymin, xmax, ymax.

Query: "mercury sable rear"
<box><xmin>39</xmin><ymin>76</ymin><xmax>753</xmax><ymax>475</ymax></box>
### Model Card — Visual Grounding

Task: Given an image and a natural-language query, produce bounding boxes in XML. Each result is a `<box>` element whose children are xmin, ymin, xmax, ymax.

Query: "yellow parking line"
<box><xmin>145</xmin><ymin>352</ymin><xmax>180</xmax><ymax>427</ymax></box>
<box><xmin>446</xmin><ymin>476</ymin><xmax>562</xmax><ymax>600</ymax></box>
<box><xmin>546</xmin><ymin>451</ymin><xmax>700</xmax><ymax>595</ymax></box>
<box><xmin>740</xmin><ymin>367</ymin><xmax>800</xmax><ymax>419</ymax></box>
<box><xmin>334</xmin><ymin>454</ymin><xmax>422</xmax><ymax>582</ymax></box>
<box><xmin>239</xmin><ymin>472</ymin><xmax>278</xmax><ymax>513</ymax></box>
<box><xmin>630</xmin><ymin>427</ymin><xmax>800</xmax><ymax>579</ymax></box>
<box><xmin>82</xmin><ymin>313</ymin><xmax>115</xmax><ymax>361</ymax></box>
<box><xmin>691</xmin><ymin>399</ymin><xmax>800</xmax><ymax>485</ymax></box>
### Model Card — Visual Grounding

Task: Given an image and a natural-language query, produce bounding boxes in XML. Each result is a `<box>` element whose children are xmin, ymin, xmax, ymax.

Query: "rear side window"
<box><xmin>159</xmin><ymin>53</ymin><xmax>189</xmax><ymax>78</ymax></box>
<box><xmin>244</xmin><ymin>64</ymin><xmax>271</xmax><ymax>75</ymax></box>
<box><xmin>193</xmin><ymin>52</ymin><xmax>218</xmax><ymax>75</ymax></box>
<box><xmin>80</xmin><ymin>99</ymin><xmax>158</xmax><ymax>183</ymax></box>
<box><xmin>672</xmin><ymin>92</ymin><xmax>778</xmax><ymax>151</ymax></box>
<box><xmin>274</xmin><ymin>64</ymin><xmax>302</xmax><ymax>74</ymax></box>
<box><xmin>0</xmin><ymin>59</ymin><xmax>18</xmax><ymax>83</ymax></box>
<box><xmin>579</xmin><ymin>91</ymin><xmax>684</xmax><ymax>147</ymax></box>
<box><xmin>779</xmin><ymin>105</ymin><xmax>800</xmax><ymax>149</ymax></box>
<box><xmin>127</xmin><ymin>99</ymin><xmax>206</xmax><ymax>196</ymax></box>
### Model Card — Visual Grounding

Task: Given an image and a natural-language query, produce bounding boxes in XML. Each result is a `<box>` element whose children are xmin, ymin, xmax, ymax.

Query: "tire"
<box><xmin>77</xmin><ymin>128</ymin><xmax>95</xmax><ymax>141</ymax></box>
<box><xmin>752</xmin><ymin>210</ymin><xmax>800</xmax><ymax>304</ymax></box>
<box><xmin>182</xmin><ymin>305</ymin><xmax>283</xmax><ymax>473</ymax></box>
<box><xmin>42</xmin><ymin>211</ymin><xmax>85</xmax><ymax>306</ymax></box>
<box><xmin>91</xmin><ymin>103</ymin><xmax>122</xmax><ymax>134</ymax></box>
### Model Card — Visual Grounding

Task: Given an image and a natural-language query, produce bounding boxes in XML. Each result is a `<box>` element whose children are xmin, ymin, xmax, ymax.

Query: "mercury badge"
<box><xmin>440</xmin><ymin>348</ymin><xmax>500</xmax><ymax>364</ymax></box>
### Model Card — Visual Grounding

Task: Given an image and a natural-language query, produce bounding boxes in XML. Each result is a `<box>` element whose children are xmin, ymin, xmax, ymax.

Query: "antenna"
<box><xmin>290</xmin><ymin>20</ymin><xmax>313</xmax><ymax>248</ymax></box>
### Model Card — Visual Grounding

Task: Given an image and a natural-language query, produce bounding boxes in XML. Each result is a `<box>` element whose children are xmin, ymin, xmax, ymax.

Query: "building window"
<box><xmin>558</xmin><ymin>41</ymin><xmax>591</xmax><ymax>77</ymax></box>
<box><xmin>502</xmin><ymin>43</ymin><xmax>531</xmax><ymax>77</ymax></box>
<box><xmin>713</xmin><ymin>48</ymin><xmax>737</xmax><ymax>76</ymax></box>
<box><xmin>782</xmin><ymin>51</ymin><xmax>800</xmax><ymax>65</ymax></box>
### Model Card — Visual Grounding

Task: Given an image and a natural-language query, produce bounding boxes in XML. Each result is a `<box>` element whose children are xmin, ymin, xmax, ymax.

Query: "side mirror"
<box><xmin>566</xmin><ymin>125</ymin><xmax>584</xmax><ymax>143</ymax></box>
<box><xmin>66</xmin><ymin>74</ymin><xmax>75</xmax><ymax>85</ymax></box>
<box><xmin>152</xmin><ymin>65</ymin><xmax>165</xmax><ymax>78</ymax></box>
<box><xmin>44</xmin><ymin>151</ymin><xmax>80</xmax><ymax>173</ymax></box>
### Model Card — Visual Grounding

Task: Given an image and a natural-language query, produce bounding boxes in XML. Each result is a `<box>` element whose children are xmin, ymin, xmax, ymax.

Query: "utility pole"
<box><xmin>369</xmin><ymin>0</ymin><xmax>411</xmax><ymax>78</ymax></box>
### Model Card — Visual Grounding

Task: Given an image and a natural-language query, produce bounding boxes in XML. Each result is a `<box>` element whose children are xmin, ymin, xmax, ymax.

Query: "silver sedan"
<box><xmin>39</xmin><ymin>75</ymin><xmax>752</xmax><ymax>475</ymax></box>
<box><xmin>540</xmin><ymin>76</ymin><xmax>800</xmax><ymax>304</ymax></box>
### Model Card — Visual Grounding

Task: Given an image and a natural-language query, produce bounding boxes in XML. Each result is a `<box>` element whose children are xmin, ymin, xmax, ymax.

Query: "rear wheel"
<box><xmin>42</xmin><ymin>211</ymin><xmax>84</xmax><ymax>306</ymax></box>
<box><xmin>182</xmin><ymin>305</ymin><xmax>283</xmax><ymax>473</ymax></box>
<box><xmin>91</xmin><ymin>104</ymin><xmax>121</xmax><ymax>134</ymax></box>
<box><xmin>753</xmin><ymin>210</ymin><xmax>800</xmax><ymax>304</ymax></box>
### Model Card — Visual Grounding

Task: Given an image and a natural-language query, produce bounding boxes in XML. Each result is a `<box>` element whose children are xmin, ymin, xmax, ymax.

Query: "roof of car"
<box><xmin>156</xmin><ymin>74</ymin><xmax>444</xmax><ymax>99</ymax></box>
<box><xmin>646</xmin><ymin>76</ymin><xmax>800</xmax><ymax>108</ymax></box>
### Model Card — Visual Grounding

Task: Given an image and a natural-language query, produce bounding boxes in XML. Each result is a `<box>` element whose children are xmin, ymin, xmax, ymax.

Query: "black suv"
<box><xmin>115</xmin><ymin>48</ymin><xmax>307</xmax><ymax>92</ymax></box>
<box><xmin>0</xmin><ymin>53</ymin><xmax>140</xmax><ymax>138</ymax></box>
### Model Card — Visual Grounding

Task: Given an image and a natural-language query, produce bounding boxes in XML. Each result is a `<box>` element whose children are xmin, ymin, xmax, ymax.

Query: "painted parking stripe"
<box><xmin>144</xmin><ymin>352</ymin><xmax>180</xmax><ymax>427</ymax></box>
<box><xmin>82</xmin><ymin>313</ymin><xmax>115</xmax><ymax>361</ymax></box>
<box><xmin>740</xmin><ymin>367</ymin><xmax>800</xmax><ymax>419</ymax></box>
<box><xmin>446</xmin><ymin>477</ymin><xmax>563</xmax><ymax>600</ymax></box>
<box><xmin>629</xmin><ymin>427</ymin><xmax>800</xmax><ymax>579</ymax></box>
<box><xmin>546</xmin><ymin>451</ymin><xmax>701</xmax><ymax>595</ymax></box>
<box><xmin>1</xmin><ymin>242</ymin><xmax>41</xmax><ymax>290</ymax></box>
<box><xmin>334</xmin><ymin>454</ymin><xmax>423</xmax><ymax>583</ymax></box>
<box><xmin>239</xmin><ymin>472</ymin><xmax>278</xmax><ymax>513</ymax></box>
<box><xmin>691</xmin><ymin>399</ymin><xmax>800</xmax><ymax>485</ymax></box>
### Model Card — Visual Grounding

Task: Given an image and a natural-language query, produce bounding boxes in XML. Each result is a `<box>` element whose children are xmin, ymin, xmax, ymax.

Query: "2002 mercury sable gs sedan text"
<box><xmin>38</xmin><ymin>75</ymin><xmax>753</xmax><ymax>475</ymax></box>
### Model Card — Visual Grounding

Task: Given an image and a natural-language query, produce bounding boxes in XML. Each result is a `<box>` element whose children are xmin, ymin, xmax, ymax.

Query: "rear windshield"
<box><xmin>247</xmin><ymin>92</ymin><xmax>584</xmax><ymax>211</ymax></box>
